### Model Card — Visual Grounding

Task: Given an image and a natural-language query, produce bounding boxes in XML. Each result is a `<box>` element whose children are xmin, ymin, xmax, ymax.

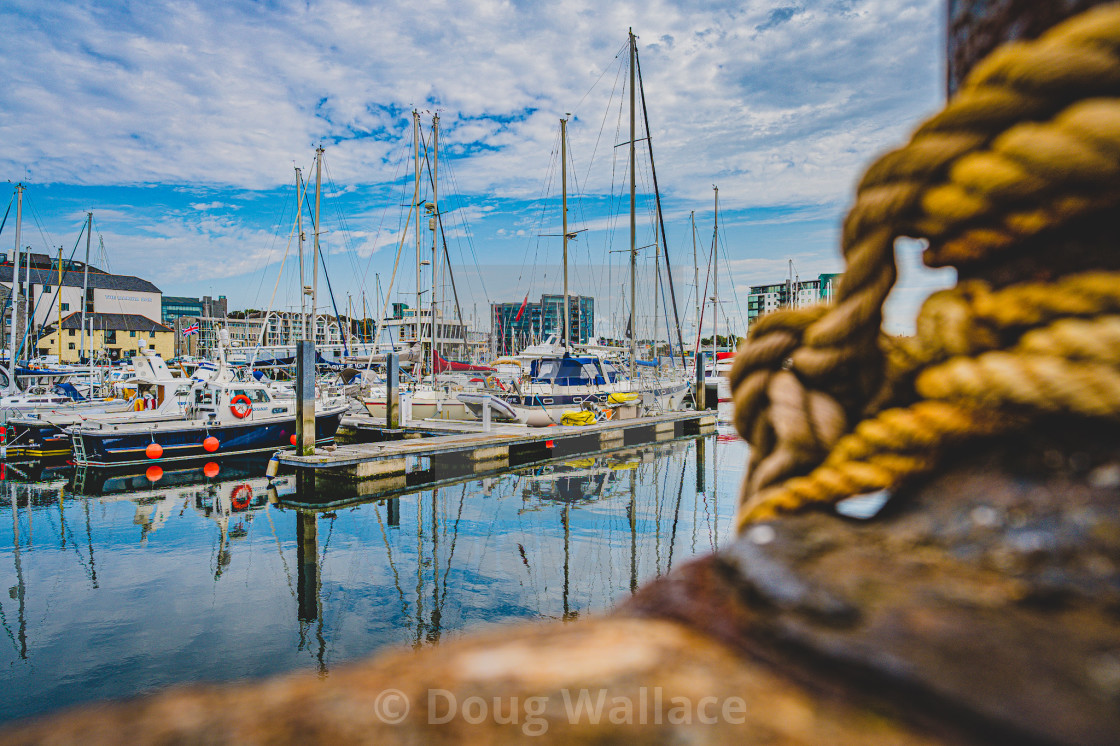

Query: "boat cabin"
<box><xmin>529</xmin><ymin>355</ymin><xmax>621</xmax><ymax>386</ymax></box>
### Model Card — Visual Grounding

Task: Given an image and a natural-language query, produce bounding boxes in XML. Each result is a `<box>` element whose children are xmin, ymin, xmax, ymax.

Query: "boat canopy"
<box><xmin>530</xmin><ymin>355</ymin><xmax>611</xmax><ymax>386</ymax></box>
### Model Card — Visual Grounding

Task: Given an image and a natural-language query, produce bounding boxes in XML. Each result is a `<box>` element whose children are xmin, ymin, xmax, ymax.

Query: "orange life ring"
<box><xmin>230</xmin><ymin>394</ymin><xmax>253</xmax><ymax>418</ymax></box>
<box><xmin>231</xmin><ymin>484</ymin><xmax>252</xmax><ymax>511</ymax></box>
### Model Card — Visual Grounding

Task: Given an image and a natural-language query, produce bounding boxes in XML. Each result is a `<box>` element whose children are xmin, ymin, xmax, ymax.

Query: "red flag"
<box><xmin>514</xmin><ymin>294</ymin><xmax>529</xmax><ymax>321</ymax></box>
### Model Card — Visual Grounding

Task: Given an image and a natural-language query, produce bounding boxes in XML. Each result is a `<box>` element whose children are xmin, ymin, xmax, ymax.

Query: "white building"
<box><xmin>1</xmin><ymin>252</ymin><xmax>162</xmax><ymax>360</ymax></box>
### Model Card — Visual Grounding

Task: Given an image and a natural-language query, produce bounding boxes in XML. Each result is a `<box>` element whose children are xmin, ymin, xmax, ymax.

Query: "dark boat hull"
<box><xmin>72</xmin><ymin>410</ymin><xmax>345</xmax><ymax>467</ymax></box>
<box><xmin>4</xmin><ymin>421</ymin><xmax>71</xmax><ymax>459</ymax></box>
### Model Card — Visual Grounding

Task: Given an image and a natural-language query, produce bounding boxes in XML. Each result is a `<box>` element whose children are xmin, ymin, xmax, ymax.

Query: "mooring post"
<box><xmin>400</xmin><ymin>391</ymin><xmax>411</xmax><ymax>427</ymax></box>
<box><xmin>295</xmin><ymin>510</ymin><xmax>319</xmax><ymax>622</ymax></box>
<box><xmin>695</xmin><ymin>351</ymin><xmax>706</xmax><ymax>410</ymax></box>
<box><xmin>295</xmin><ymin>340</ymin><xmax>316</xmax><ymax>455</ymax></box>
<box><xmin>482</xmin><ymin>393</ymin><xmax>492</xmax><ymax>433</ymax></box>
<box><xmin>695</xmin><ymin>435</ymin><xmax>706</xmax><ymax>495</ymax></box>
<box><xmin>386</xmin><ymin>352</ymin><xmax>399</xmax><ymax>429</ymax></box>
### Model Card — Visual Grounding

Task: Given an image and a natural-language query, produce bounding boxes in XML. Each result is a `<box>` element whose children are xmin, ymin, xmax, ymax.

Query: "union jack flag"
<box><xmin>182</xmin><ymin>323</ymin><xmax>200</xmax><ymax>336</ymax></box>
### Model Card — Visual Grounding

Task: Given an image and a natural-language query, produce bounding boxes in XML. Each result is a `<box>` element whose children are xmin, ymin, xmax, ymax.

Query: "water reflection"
<box><xmin>0</xmin><ymin>423</ymin><xmax>746</xmax><ymax>724</ymax></box>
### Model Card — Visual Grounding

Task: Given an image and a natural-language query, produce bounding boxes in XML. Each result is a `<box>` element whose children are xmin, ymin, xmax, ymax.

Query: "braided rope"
<box><xmin>732</xmin><ymin>4</ymin><xmax>1120</xmax><ymax>528</ymax></box>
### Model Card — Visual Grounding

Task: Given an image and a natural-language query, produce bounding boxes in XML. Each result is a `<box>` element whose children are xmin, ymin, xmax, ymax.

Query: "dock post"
<box><xmin>296</xmin><ymin>510</ymin><xmax>319</xmax><ymax>622</ymax></box>
<box><xmin>295</xmin><ymin>340</ymin><xmax>316</xmax><ymax>456</ymax></box>
<box><xmin>695</xmin><ymin>352</ymin><xmax>706</xmax><ymax>411</ymax></box>
<box><xmin>695</xmin><ymin>436</ymin><xmax>706</xmax><ymax>494</ymax></box>
<box><xmin>400</xmin><ymin>391</ymin><xmax>412</xmax><ymax>426</ymax></box>
<box><xmin>386</xmin><ymin>498</ymin><xmax>400</xmax><ymax>527</ymax></box>
<box><xmin>386</xmin><ymin>353</ymin><xmax>399</xmax><ymax>429</ymax></box>
<box><xmin>482</xmin><ymin>394</ymin><xmax>492</xmax><ymax>433</ymax></box>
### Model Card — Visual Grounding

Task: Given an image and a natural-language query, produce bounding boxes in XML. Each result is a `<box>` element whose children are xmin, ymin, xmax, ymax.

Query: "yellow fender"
<box><xmin>560</xmin><ymin>410</ymin><xmax>598</xmax><ymax>427</ymax></box>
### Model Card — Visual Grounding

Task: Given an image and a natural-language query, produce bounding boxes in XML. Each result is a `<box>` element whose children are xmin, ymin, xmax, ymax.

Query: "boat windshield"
<box><xmin>230</xmin><ymin>388</ymin><xmax>271</xmax><ymax>403</ymax></box>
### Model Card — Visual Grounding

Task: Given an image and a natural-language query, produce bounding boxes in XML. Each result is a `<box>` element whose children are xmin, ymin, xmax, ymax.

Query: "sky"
<box><xmin>0</xmin><ymin>0</ymin><xmax>954</xmax><ymax>338</ymax></box>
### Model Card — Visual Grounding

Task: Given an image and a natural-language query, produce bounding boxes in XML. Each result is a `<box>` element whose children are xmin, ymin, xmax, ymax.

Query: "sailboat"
<box><xmin>459</xmin><ymin>35</ymin><xmax>690</xmax><ymax>426</ymax></box>
<box><xmin>362</xmin><ymin>111</ymin><xmax>478</xmax><ymax>422</ymax></box>
<box><xmin>701</xmin><ymin>186</ymin><xmax>733</xmax><ymax>403</ymax></box>
<box><xmin>0</xmin><ymin>192</ymin><xmax>135</xmax><ymax>426</ymax></box>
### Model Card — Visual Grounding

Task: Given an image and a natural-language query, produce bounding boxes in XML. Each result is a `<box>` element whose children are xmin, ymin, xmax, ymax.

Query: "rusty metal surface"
<box><xmin>622</xmin><ymin>418</ymin><xmax>1120</xmax><ymax>745</ymax></box>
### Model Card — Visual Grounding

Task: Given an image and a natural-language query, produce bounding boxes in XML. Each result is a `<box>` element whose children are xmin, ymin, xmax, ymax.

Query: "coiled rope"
<box><xmin>730</xmin><ymin>4</ymin><xmax>1120</xmax><ymax>528</ymax></box>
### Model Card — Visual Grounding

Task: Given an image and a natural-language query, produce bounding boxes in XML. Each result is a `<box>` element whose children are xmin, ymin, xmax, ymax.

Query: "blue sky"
<box><xmin>0</xmin><ymin>0</ymin><xmax>953</xmax><ymax>338</ymax></box>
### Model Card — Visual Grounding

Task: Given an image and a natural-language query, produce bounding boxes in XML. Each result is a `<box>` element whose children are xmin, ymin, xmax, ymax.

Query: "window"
<box><xmin>61</xmin><ymin>303</ymin><xmax>69</xmax><ymax>311</ymax></box>
<box><xmin>149</xmin><ymin>331</ymin><xmax>155</xmax><ymax>338</ymax></box>
<box><xmin>232</xmin><ymin>388</ymin><xmax>271</xmax><ymax>404</ymax></box>
<box><xmin>68</xmin><ymin>343</ymin><xmax>75</xmax><ymax>350</ymax></box>
<box><xmin>129</xmin><ymin>331</ymin><xmax>136</xmax><ymax>337</ymax></box>
<box><xmin>105</xmin><ymin>330</ymin><xmax>117</xmax><ymax>344</ymax></box>
<box><xmin>68</xmin><ymin>330</ymin><xmax>75</xmax><ymax>337</ymax></box>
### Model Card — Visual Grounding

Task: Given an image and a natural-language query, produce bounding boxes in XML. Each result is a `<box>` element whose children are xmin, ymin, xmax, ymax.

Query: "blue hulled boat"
<box><xmin>68</xmin><ymin>368</ymin><xmax>349</xmax><ymax>467</ymax></box>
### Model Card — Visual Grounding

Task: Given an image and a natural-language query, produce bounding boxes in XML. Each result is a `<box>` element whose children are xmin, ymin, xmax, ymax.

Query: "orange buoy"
<box><xmin>203</xmin><ymin>461</ymin><xmax>220</xmax><ymax>478</ymax></box>
<box><xmin>145</xmin><ymin>442</ymin><xmax>163</xmax><ymax>459</ymax></box>
<box><xmin>203</xmin><ymin>436</ymin><xmax>219</xmax><ymax>452</ymax></box>
<box><xmin>290</xmin><ymin>433</ymin><xmax>297</xmax><ymax>446</ymax></box>
<box><xmin>145</xmin><ymin>465</ymin><xmax>163</xmax><ymax>482</ymax></box>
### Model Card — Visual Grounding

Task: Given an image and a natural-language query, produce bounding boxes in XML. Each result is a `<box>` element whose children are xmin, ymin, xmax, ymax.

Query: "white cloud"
<box><xmin>2</xmin><ymin>0</ymin><xmax>941</xmax><ymax>209</ymax></box>
<box><xmin>1</xmin><ymin>0</ymin><xmax>948</xmax><ymax>319</ymax></box>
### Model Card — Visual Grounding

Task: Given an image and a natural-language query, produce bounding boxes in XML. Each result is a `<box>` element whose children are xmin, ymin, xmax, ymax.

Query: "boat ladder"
<box><xmin>70</xmin><ymin>430</ymin><xmax>89</xmax><ymax>465</ymax></box>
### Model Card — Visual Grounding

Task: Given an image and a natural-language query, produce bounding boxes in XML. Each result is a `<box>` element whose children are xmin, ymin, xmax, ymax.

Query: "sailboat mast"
<box><xmin>7</xmin><ymin>184</ymin><xmax>24</xmax><ymax>380</ymax></box>
<box><xmin>56</xmin><ymin>246</ymin><xmax>62</xmax><ymax>360</ymax></box>
<box><xmin>81</xmin><ymin>212</ymin><xmax>91</xmax><ymax>362</ymax></box>
<box><xmin>691</xmin><ymin>211</ymin><xmax>698</xmax><ymax>371</ymax></box>
<box><xmin>561</xmin><ymin>116</ymin><xmax>569</xmax><ymax>353</ymax></box>
<box><xmin>296</xmin><ymin>167</ymin><xmax>306</xmax><ymax>341</ymax></box>
<box><xmin>712</xmin><ymin>185</ymin><xmax>719</xmax><ymax>361</ymax></box>
<box><xmin>412</xmin><ymin>110</ymin><xmax>422</xmax><ymax>375</ymax></box>
<box><xmin>431</xmin><ymin>114</ymin><xmax>440</xmax><ymax>369</ymax></box>
<box><xmin>313</xmin><ymin>146</ymin><xmax>324</xmax><ymax>345</ymax></box>
<box><xmin>628</xmin><ymin>29</ymin><xmax>637</xmax><ymax>379</ymax></box>
<box><xmin>653</xmin><ymin>235</ymin><xmax>660</xmax><ymax>360</ymax></box>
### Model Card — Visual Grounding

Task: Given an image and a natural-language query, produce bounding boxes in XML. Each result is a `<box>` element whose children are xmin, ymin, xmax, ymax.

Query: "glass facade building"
<box><xmin>745</xmin><ymin>273</ymin><xmax>842</xmax><ymax>329</ymax></box>
<box><xmin>492</xmin><ymin>294</ymin><xmax>594</xmax><ymax>356</ymax></box>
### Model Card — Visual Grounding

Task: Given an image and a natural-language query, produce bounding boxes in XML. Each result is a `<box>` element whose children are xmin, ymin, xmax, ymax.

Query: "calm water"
<box><xmin>0</xmin><ymin>419</ymin><xmax>746</xmax><ymax>725</ymax></box>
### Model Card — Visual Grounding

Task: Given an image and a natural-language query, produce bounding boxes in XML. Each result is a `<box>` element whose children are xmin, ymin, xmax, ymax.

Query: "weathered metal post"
<box><xmin>385</xmin><ymin>352</ymin><xmax>399</xmax><ymax>429</ymax></box>
<box><xmin>694</xmin><ymin>351</ymin><xmax>706</xmax><ymax>410</ymax></box>
<box><xmin>295</xmin><ymin>510</ymin><xmax>318</xmax><ymax>622</ymax></box>
<box><xmin>295</xmin><ymin>340</ymin><xmax>315</xmax><ymax>455</ymax></box>
<box><xmin>400</xmin><ymin>390</ymin><xmax>411</xmax><ymax>427</ymax></box>
<box><xmin>694</xmin><ymin>435</ymin><xmax>706</xmax><ymax>495</ymax></box>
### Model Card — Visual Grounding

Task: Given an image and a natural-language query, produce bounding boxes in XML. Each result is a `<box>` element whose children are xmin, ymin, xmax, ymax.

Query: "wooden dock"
<box><xmin>277</xmin><ymin>410</ymin><xmax>716</xmax><ymax>501</ymax></box>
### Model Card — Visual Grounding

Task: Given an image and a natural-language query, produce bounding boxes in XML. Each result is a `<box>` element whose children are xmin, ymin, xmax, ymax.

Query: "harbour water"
<box><xmin>0</xmin><ymin>413</ymin><xmax>745</xmax><ymax>725</ymax></box>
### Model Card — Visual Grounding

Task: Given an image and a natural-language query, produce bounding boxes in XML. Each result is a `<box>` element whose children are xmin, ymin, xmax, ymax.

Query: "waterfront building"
<box><xmin>162</xmin><ymin>295</ymin><xmax>227</xmax><ymax>327</ymax></box>
<box><xmin>746</xmin><ymin>272</ymin><xmax>842</xmax><ymax>329</ymax></box>
<box><xmin>0</xmin><ymin>252</ymin><xmax>163</xmax><ymax>361</ymax></box>
<box><xmin>491</xmin><ymin>294</ymin><xmax>594</xmax><ymax>356</ymax></box>
<box><xmin>379</xmin><ymin>304</ymin><xmax>472</xmax><ymax>360</ymax></box>
<box><xmin>37</xmin><ymin>312</ymin><xmax>174</xmax><ymax>362</ymax></box>
<box><xmin>174</xmin><ymin>311</ymin><xmax>344</xmax><ymax>358</ymax></box>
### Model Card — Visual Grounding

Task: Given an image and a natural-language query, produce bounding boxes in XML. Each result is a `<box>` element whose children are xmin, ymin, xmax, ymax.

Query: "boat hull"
<box><xmin>4</xmin><ymin>421</ymin><xmax>72</xmax><ymax>459</ymax></box>
<box><xmin>364</xmin><ymin>396</ymin><xmax>473</xmax><ymax>422</ymax></box>
<box><xmin>71</xmin><ymin>410</ymin><xmax>346</xmax><ymax>467</ymax></box>
<box><xmin>503</xmin><ymin>381</ymin><xmax>691</xmax><ymax>427</ymax></box>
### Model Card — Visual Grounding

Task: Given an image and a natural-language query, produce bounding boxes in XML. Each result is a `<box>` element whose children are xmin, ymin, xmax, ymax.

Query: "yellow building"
<box><xmin>37</xmin><ymin>312</ymin><xmax>175</xmax><ymax>363</ymax></box>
